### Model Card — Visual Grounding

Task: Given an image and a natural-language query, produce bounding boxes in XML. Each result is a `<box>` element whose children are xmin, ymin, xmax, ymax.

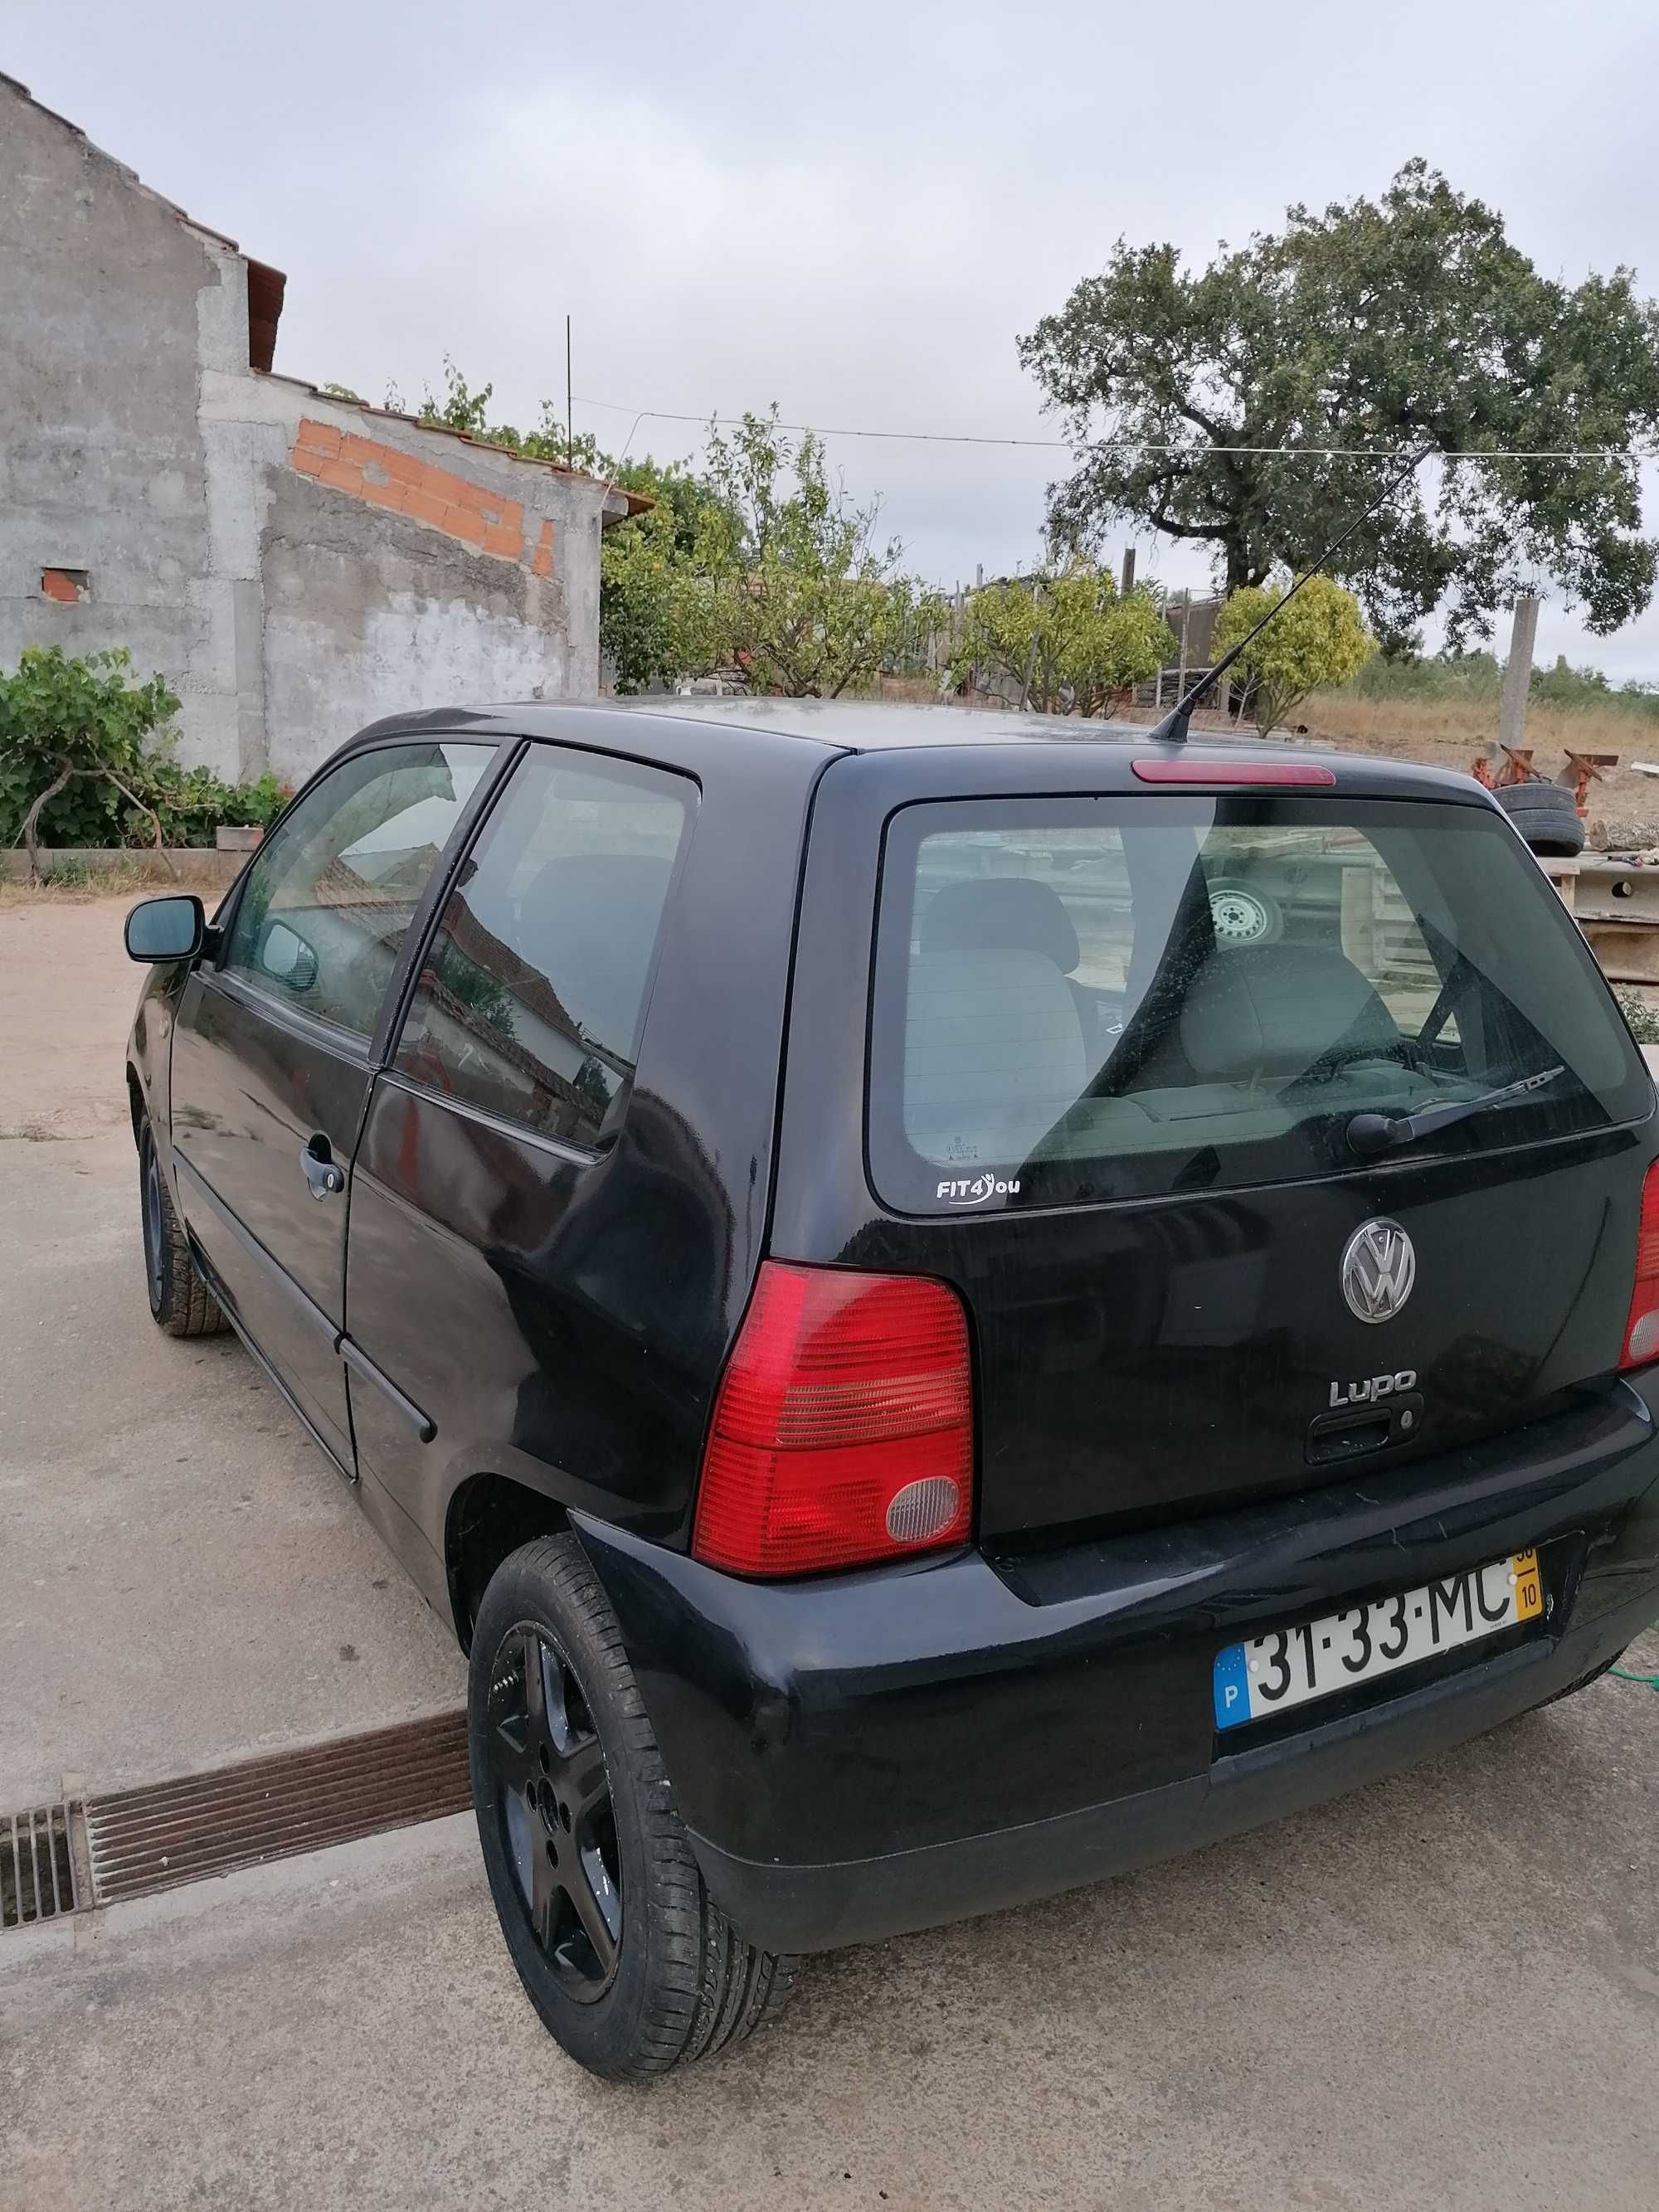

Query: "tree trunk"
<box><xmin>102</xmin><ymin>771</ymin><xmax>178</xmax><ymax>878</ymax></box>
<box><xmin>19</xmin><ymin>758</ymin><xmax>75</xmax><ymax>884</ymax></box>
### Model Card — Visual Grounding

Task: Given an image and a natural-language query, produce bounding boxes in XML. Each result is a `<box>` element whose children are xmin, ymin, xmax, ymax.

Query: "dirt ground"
<box><xmin>0</xmin><ymin>893</ymin><xmax>147</xmax><ymax>1140</ymax></box>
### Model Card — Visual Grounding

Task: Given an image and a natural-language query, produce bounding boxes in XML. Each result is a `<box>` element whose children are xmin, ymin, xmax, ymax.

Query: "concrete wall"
<box><xmin>1</xmin><ymin>76</ymin><xmax>614</xmax><ymax>793</ymax></box>
<box><xmin>0</xmin><ymin>79</ymin><xmax>252</xmax><ymax>775</ymax></box>
<box><xmin>198</xmin><ymin>377</ymin><xmax>611</xmax><ymax>785</ymax></box>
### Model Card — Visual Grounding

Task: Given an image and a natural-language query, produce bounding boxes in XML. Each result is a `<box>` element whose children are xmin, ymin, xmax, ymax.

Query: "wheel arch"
<box><xmin>445</xmin><ymin>1471</ymin><xmax>572</xmax><ymax>1651</ymax></box>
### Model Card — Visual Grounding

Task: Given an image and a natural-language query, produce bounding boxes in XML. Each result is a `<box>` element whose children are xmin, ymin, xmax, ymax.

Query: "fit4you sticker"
<box><xmin>936</xmin><ymin>1174</ymin><xmax>1020</xmax><ymax>1206</ymax></box>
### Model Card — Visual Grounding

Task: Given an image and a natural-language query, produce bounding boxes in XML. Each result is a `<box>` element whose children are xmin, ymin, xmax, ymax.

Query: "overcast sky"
<box><xmin>12</xmin><ymin>0</ymin><xmax>1659</xmax><ymax>676</ymax></box>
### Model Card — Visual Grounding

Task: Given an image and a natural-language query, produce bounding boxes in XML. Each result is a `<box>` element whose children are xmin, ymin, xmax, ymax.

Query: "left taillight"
<box><xmin>691</xmin><ymin>1262</ymin><xmax>974</xmax><ymax>1578</ymax></box>
<box><xmin>1621</xmin><ymin>1160</ymin><xmax>1659</xmax><ymax>1369</ymax></box>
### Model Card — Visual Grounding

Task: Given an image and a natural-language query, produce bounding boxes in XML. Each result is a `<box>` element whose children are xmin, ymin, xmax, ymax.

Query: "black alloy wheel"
<box><xmin>468</xmin><ymin>1535</ymin><xmax>797</xmax><ymax>2078</ymax></box>
<box><xmin>142</xmin><ymin>1127</ymin><xmax>167</xmax><ymax>1318</ymax></box>
<box><xmin>487</xmin><ymin>1623</ymin><xmax>623</xmax><ymax>2001</ymax></box>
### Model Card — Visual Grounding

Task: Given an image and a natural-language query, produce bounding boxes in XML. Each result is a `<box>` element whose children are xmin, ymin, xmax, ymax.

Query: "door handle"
<box><xmin>300</xmin><ymin>1135</ymin><xmax>345</xmax><ymax>1201</ymax></box>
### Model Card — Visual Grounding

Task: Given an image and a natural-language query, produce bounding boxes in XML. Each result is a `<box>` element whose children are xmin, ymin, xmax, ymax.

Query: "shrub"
<box><xmin>1614</xmin><ymin>988</ymin><xmax>1659</xmax><ymax>1045</ymax></box>
<box><xmin>951</xmin><ymin>565</ymin><xmax>1175</xmax><ymax>715</ymax></box>
<box><xmin>1214</xmin><ymin>576</ymin><xmax>1377</xmax><ymax>736</ymax></box>
<box><xmin>0</xmin><ymin>645</ymin><xmax>288</xmax><ymax>874</ymax></box>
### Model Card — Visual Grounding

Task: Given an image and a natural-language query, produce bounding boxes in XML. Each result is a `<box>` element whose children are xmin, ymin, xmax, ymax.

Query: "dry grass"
<box><xmin>1307</xmin><ymin>691</ymin><xmax>1659</xmax><ymax>753</ymax></box>
<box><xmin>0</xmin><ymin>854</ymin><xmax>231</xmax><ymax>908</ymax></box>
<box><xmin>1297</xmin><ymin>694</ymin><xmax>1659</xmax><ymax>819</ymax></box>
<box><xmin>878</xmin><ymin>676</ymin><xmax>1659</xmax><ymax>823</ymax></box>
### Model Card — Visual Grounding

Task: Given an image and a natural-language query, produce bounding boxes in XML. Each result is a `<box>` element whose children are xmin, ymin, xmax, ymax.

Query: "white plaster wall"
<box><xmin>264</xmin><ymin>590</ymin><xmax>572</xmax><ymax>783</ymax></box>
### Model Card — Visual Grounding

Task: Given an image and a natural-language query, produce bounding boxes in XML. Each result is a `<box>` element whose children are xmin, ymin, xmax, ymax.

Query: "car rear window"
<box><xmin>868</xmin><ymin>793</ymin><xmax>1652</xmax><ymax>1213</ymax></box>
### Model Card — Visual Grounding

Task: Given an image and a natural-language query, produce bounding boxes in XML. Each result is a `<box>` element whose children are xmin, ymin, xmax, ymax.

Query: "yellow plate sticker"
<box><xmin>1512</xmin><ymin>1547</ymin><xmax>1544</xmax><ymax>1621</ymax></box>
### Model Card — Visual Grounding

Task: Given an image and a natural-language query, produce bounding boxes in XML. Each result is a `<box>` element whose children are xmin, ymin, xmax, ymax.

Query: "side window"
<box><xmin>221</xmin><ymin>742</ymin><xmax>494</xmax><ymax>1042</ymax></box>
<box><xmin>393</xmin><ymin>748</ymin><xmax>692</xmax><ymax>1147</ymax></box>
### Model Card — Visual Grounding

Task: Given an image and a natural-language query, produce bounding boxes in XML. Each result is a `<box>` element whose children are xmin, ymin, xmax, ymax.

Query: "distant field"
<box><xmin>1110</xmin><ymin>690</ymin><xmax>1659</xmax><ymax>823</ymax></box>
<box><xmin>1298</xmin><ymin>693</ymin><xmax>1659</xmax><ymax>819</ymax></box>
<box><xmin>874</xmin><ymin>674</ymin><xmax>1659</xmax><ymax>823</ymax></box>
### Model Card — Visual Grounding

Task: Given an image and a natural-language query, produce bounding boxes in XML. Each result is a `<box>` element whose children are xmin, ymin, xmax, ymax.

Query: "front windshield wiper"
<box><xmin>1345</xmin><ymin>1064</ymin><xmax>1567</xmax><ymax>1159</ymax></box>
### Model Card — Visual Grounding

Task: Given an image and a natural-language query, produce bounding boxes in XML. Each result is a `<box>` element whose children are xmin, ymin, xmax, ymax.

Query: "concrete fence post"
<box><xmin>1497</xmin><ymin>592</ymin><xmax>1540</xmax><ymax>756</ymax></box>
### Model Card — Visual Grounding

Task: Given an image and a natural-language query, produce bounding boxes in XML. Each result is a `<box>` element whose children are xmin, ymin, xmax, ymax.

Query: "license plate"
<box><xmin>1213</xmin><ymin>1549</ymin><xmax>1544</xmax><ymax>1732</ymax></box>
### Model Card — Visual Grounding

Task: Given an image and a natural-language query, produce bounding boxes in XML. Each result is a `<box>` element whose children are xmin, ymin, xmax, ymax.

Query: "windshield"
<box><xmin>868</xmin><ymin>794</ymin><xmax>1652</xmax><ymax>1213</ymax></box>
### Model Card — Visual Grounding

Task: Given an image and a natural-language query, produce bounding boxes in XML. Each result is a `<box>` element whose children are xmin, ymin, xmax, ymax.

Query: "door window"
<box><xmin>392</xmin><ymin>748</ymin><xmax>692</xmax><ymax>1147</ymax></box>
<box><xmin>221</xmin><ymin>742</ymin><xmax>494</xmax><ymax>1042</ymax></box>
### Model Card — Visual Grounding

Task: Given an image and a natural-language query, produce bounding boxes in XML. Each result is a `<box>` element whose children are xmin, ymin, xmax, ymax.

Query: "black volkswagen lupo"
<box><xmin>124</xmin><ymin>698</ymin><xmax>1659</xmax><ymax>2078</ymax></box>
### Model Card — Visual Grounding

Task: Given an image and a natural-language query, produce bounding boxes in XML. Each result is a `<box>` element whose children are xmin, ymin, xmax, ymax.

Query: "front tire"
<box><xmin>468</xmin><ymin>1534</ymin><xmax>796</xmax><ymax>2080</ymax></box>
<box><xmin>139</xmin><ymin>1121</ymin><xmax>226</xmax><ymax>1338</ymax></box>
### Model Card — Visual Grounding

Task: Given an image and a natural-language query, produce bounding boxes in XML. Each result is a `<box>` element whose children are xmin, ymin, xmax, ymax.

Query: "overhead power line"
<box><xmin>571</xmin><ymin>396</ymin><xmax>1634</xmax><ymax>464</ymax></box>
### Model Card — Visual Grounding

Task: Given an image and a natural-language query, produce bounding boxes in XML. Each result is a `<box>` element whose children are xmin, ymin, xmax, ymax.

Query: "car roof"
<box><xmin>607</xmin><ymin>696</ymin><xmax>1152</xmax><ymax>751</ymax></box>
<box><xmin>337</xmin><ymin>696</ymin><xmax>1492</xmax><ymax>805</ymax></box>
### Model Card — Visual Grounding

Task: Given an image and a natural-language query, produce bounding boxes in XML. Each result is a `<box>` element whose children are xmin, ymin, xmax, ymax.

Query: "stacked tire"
<box><xmin>1496</xmin><ymin>780</ymin><xmax>1585</xmax><ymax>858</ymax></box>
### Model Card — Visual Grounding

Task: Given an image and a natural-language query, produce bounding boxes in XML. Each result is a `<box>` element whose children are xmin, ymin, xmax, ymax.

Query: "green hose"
<box><xmin>1611</xmin><ymin>1667</ymin><xmax>1659</xmax><ymax>1689</ymax></box>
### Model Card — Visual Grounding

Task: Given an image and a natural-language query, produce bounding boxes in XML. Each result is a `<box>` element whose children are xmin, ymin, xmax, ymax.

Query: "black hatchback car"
<box><xmin>124</xmin><ymin>698</ymin><xmax>1659</xmax><ymax>2078</ymax></box>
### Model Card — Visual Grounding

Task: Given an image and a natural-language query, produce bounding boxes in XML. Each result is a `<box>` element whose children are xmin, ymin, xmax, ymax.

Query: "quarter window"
<box><xmin>221</xmin><ymin>741</ymin><xmax>494</xmax><ymax>1042</ymax></box>
<box><xmin>393</xmin><ymin>748</ymin><xmax>692</xmax><ymax>1148</ymax></box>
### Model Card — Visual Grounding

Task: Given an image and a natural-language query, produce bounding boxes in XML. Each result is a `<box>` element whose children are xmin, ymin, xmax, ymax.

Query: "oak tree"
<box><xmin>1019</xmin><ymin>163</ymin><xmax>1659</xmax><ymax>650</ymax></box>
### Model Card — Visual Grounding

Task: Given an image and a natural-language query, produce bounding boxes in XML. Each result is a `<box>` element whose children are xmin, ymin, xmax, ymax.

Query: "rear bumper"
<box><xmin>684</xmin><ymin>1588</ymin><xmax>1652</xmax><ymax>1950</ymax></box>
<box><xmin>574</xmin><ymin>1380</ymin><xmax>1659</xmax><ymax>1954</ymax></box>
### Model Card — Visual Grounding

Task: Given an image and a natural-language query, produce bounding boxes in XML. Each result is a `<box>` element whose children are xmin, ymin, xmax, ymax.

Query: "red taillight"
<box><xmin>692</xmin><ymin>1262</ymin><xmax>974</xmax><ymax>1578</ymax></box>
<box><xmin>1131</xmin><ymin>758</ymin><xmax>1337</xmax><ymax>786</ymax></box>
<box><xmin>1621</xmin><ymin>1162</ymin><xmax>1659</xmax><ymax>1369</ymax></box>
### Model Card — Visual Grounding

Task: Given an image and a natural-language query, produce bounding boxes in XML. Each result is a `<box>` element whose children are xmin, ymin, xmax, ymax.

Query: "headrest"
<box><xmin>1180</xmin><ymin>944</ymin><xmax>1399</xmax><ymax>1080</ymax></box>
<box><xmin>904</xmin><ymin>948</ymin><xmax>1087</xmax><ymax>1162</ymax></box>
<box><xmin>919</xmin><ymin>878</ymin><xmax>1080</xmax><ymax>973</ymax></box>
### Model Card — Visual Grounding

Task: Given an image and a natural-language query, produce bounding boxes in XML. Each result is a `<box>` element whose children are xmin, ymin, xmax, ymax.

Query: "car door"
<box><xmin>169</xmin><ymin>737</ymin><xmax>500</xmax><ymax>1470</ymax></box>
<box><xmin>340</xmin><ymin>742</ymin><xmax>695</xmax><ymax>1603</ymax></box>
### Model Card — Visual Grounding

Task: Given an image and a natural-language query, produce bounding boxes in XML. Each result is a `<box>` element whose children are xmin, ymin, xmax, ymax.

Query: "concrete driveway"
<box><xmin>3</xmin><ymin>893</ymin><xmax>1659</xmax><ymax>2211</ymax></box>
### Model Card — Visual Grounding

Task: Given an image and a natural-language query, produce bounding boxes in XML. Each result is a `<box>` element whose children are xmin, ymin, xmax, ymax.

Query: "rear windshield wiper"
<box><xmin>1345</xmin><ymin>1064</ymin><xmax>1566</xmax><ymax>1158</ymax></box>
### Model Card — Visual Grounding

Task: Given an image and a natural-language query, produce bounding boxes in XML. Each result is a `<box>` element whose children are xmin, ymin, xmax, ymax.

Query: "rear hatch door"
<box><xmin>859</xmin><ymin>785</ymin><xmax>1655</xmax><ymax>1541</ymax></box>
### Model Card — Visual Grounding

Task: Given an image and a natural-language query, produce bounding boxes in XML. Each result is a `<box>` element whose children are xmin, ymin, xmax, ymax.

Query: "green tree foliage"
<box><xmin>378</xmin><ymin>370</ymin><xmax>946</xmax><ymax>695</ymax></box>
<box><xmin>951</xmin><ymin>565</ymin><xmax>1175</xmax><ymax>715</ymax></box>
<box><xmin>1019</xmin><ymin>161</ymin><xmax>1659</xmax><ymax>650</ymax></box>
<box><xmin>1332</xmin><ymin>644</ymin><xmax>1659</xmax><ymax>723</ymax></box>
<box><xmin>415</xmin><ymin>357</ymin><xmax>602</xmax><ymax>471</ymax></box>
<box><xmin>1212</xmin><ymin>576</ymin><xmax>1377</xmax><ymax>733</ymax></box>
<box><xmin>600</xmin><ymin>457</ymin><xmax>737</xmax><ymax>694</ymax></box>
<box><xmin>0</xmin><ymin>646</ymin><xmax>178</xmax><ymax>872</ymax></box>
<box><xmin>701</xmin><ymin>409</ymin><xmax>943</xmax><ymax>697</ymax></box>
<box><xmin>392</xmin><ymin>361</ymin><xmax>722</xmax><ymax>691</ymax></box>
<box><xmin>0</xmin><ymin>646</ymin><xmax>285</xmax><ymax>873</ymax></box>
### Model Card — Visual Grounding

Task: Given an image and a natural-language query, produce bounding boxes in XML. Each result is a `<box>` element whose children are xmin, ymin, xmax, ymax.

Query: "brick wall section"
<box><xmin>40</xmin><ymin>567</ymin><xmax>85</xmax><ymax>602</ymax></box>
<box><xmin>289</xmin><ymin>419</ymin><xmax>557</xmax><ymax>571</ymax></box>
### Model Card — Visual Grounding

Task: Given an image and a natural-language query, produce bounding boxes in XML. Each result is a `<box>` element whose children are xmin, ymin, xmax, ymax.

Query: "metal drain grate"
<box><xmin>84</xmin><ymin>1710</ymin><xmax>471</xmax><ymax>1906</ymax></box>
<box><xmin>1</xmin><ymin>1803</ymin><xmax>80</xmax><ymax>1928</ymax></box>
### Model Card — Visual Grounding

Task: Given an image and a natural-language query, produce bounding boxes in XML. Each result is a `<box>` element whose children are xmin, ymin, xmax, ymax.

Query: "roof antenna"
<box><xmin>1145</xmin><ymin>445</ymin><xmax>1430</xmax><ymax>744</ymax></box>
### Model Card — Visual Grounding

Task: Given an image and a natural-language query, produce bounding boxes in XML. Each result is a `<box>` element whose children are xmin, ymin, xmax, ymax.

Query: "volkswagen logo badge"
<box><xmin>1340</xmin><ymin>1218</ymin><xmax>1416</xmax><ymax>1324</ymax></box>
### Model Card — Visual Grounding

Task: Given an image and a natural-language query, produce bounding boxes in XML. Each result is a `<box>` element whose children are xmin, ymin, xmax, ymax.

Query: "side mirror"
<box><xmin>125</xmin><ymin>895</ymin><xmax>205</xmax><ymax>964</ymax></box>
<box><xmin>256</xmin><ymin>916</ymin><xmax>319</xmax><ymax>994</ymax></box>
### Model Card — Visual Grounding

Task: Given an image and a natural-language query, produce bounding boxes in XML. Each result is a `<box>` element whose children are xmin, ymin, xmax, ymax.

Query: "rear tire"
<box><xmin>139</xmin><ymin>1121</ymin><xmax>226</xmax><ymax>1338</ymax></box>
<box><xmin>1496</xmin><ymin>780</ymin><xmax>1585</xmax><ymax>858</ymax></box>
<box><xmin>468</xmin><ymin>1534</ymin><xmax>797</xmax><ymax>2080</ymax></box>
